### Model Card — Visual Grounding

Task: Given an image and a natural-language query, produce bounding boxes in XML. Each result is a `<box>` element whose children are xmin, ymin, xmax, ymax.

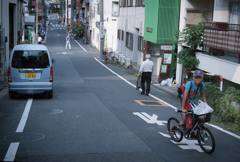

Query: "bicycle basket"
<box><xmin>194</xmin><ymin>113</ymin><xmax>211</xmax><ymax>123</ymax></box>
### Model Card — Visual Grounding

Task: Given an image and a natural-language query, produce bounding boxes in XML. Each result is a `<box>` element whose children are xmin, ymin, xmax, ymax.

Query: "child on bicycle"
<box><xmin>179</xmin><ymin>70</ymin><xmax>207</xmax><ymax>133</ymax></box>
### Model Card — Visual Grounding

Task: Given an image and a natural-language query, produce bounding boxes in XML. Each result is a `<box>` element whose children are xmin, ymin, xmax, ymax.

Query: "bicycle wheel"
<box><xmin>167</xmin><ymin>117</ymin><xmax>183</xmax><ymax>142</ymax></box>
<box><xmin>197</xmin><ymin>126</ymin><xmax>215</xmax><ymax>154</ymax></box>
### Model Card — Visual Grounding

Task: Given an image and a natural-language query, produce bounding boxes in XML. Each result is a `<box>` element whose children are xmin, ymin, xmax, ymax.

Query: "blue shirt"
<box><xmin>184</xmin><ymin>80</ymin><xmax>206</xmax><ymax>103</ymax></box>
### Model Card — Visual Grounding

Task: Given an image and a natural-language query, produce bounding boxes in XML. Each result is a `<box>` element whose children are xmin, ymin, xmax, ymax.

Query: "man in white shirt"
<box><xmin>138</xmin><ymin>54</ymin><xmax>154</xmax><ymax>96</ymax></box>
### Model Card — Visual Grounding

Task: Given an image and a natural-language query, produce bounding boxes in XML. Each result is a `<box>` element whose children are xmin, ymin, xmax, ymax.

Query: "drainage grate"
<box><xmin>3</xmin><ymin>132</ymin><xmax>46</xmax><ymax>142</ymax></box>
<box><xmin>38</xmin><ymin>109</ymin><xmax>63</xmax><ymax>114</ymax></box>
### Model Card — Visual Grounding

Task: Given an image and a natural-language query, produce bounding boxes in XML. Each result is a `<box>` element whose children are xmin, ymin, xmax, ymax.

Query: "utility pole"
<box><xmin>64</xmin><ymin>0</ymin><xmax>65</xmax><ymax>24</ymax></box>
<box><xmin>71</xmin><ymin>0</ymin><xmax>74</xmax><ymax>29</ymax></box>
<box><xmin>36</xmin><ymin>0</ymin><xmax>38</xmax><ymax>44</ymax></box>
<box><xmin>100</xmin><ymin>0</ymin><xmax>104</xmax><ymax>60</ymax></box>
<box><xmin>67</xmin><ymin>0</ymin><xmax>68</xmax><ymax>24</ymax></box>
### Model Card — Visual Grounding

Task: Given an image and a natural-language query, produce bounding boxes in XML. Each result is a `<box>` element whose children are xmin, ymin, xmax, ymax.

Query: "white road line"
<box><xmin>16</xmin><ymin>99</ymin><xmax>33</xmax><ymax>132</ymax></box>
<box><xmin>4</xmin><ymin>143</ymin><xmax>20</xmax><ymax>161</ymax></box>
<box><xmin>94</xmin><ymin>57</ymin><xmax>240</xmax><ymax>140</ymax></box>
<box><xmin>4</xmin><ymin>99</ymin><xmax>33</xmax><ymax>161</ymax></box>
<box><xmin>207</xmin><ymin>123</ymin><xmax>240</xmax><ymax>140</ymax></box>
<box><xmin>74</xmin><ymin>40</ymin><xmax>87</xmax><ymax>52</ymax></box>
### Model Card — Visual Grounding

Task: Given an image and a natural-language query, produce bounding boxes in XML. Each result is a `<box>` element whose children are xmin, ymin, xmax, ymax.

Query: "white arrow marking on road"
<box><xmin>133</xmin><ymin>112</ymin><xmax>167</xmax><ymax>126</ymax></box>
<box><xmin>159</xmin><ymin>132</ymin><xmax>203</xmax><ymax>152</ymax></box>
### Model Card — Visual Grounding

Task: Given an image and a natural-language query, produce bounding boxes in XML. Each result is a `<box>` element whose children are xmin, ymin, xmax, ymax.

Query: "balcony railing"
<box><xmin>203</xmin><ymin>22</ymin><xmax>240</xmax><ymax>63</ymax></box>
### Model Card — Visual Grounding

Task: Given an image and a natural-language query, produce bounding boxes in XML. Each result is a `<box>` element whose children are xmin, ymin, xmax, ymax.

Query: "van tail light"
<box><xmin>50</xmin><ymin>67</ymin><xmax>53</xmax><ymax>82</ymax></box>
<box><xmin>8</xmin><ymin>67</ymin><xmax>12</xmax><ymax>83</ymax></box>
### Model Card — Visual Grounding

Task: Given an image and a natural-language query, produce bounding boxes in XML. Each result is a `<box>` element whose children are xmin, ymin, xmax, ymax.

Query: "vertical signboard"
<box><xmin>100</xmin><ymin>22</ymin><xmax>104</xmax><ymax>40</ymax></box>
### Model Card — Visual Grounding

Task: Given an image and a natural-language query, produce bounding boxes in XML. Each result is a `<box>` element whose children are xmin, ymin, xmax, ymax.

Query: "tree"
<box><xmin>174</xmin><ymin>10</ymin><xmax>207</xmax><ymax>71</ymax></box>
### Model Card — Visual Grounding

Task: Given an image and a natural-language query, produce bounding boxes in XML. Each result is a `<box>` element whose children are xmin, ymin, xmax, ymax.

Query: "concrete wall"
<box><xmin>196</xmin><ymin>52</ymin><xmax>240</xmax><ymax>85</ymax></box>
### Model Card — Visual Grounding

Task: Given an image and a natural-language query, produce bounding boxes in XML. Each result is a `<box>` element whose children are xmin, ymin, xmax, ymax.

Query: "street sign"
<box><xmin>100</xmin><ymin>22</ymin><xmax>104</xmax><ymax>39</ymax></box>
<box><xmin>96</xmin><ymin>21</ymin><xmax>100</xmax><ymax>28</ymax></box>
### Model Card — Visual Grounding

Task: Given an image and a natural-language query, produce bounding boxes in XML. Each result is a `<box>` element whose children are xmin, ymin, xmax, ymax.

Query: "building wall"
<box><xmin>196</xmin><ymin>52</ymin><xmax>240</xmax><ymax>85</ymax></box>
<box><xmin>90</xmin><ymin>0</ymin><xmax>118</xmax><ymax>52</ymax></box>
<box><xmin>0</xmin><ymin>0</ymin><xmax>18</xmax><ymax>70</ymax></box>
<box><xmin>117</xmin><ymin>3</ymin><xmax>145</xmax><ymax>71</ymax></box>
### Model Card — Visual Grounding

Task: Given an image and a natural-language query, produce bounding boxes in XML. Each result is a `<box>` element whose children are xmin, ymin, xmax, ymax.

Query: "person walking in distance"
<box><xmin>65</xmin><ymin>33</ymin><xmax>72</xmax><ymax>50</ymax></box>
<box><xmin>137</xmin><ymin>54</ymin><xmax>154</xmax><ymax>96</ymax></box>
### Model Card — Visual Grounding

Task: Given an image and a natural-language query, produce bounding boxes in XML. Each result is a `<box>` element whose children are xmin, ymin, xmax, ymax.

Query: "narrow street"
<box><xmin>0</xmin><ymin>21</ymin><xmax>240</xmax><ymax>162</ymax></box>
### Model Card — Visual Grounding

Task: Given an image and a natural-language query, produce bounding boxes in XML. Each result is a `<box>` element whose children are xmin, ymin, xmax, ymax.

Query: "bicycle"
<box><xmin>167</xmin><ymin>107</ymin><xmax>215</xmax><ymax>154</ymax></box>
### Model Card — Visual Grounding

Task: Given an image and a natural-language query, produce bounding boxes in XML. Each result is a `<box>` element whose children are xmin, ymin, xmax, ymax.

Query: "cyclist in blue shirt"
<box><xmin>179</xmin><ymin>70</ymin><xmax>207</xmax><ymax>132</ymax></box>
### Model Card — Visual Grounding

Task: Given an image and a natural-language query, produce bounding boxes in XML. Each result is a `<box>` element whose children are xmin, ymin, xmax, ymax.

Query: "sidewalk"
<box><xmin>0</xmin><ymin>75</ymin><xmax>7</xmax><ymax>90</ymax></box>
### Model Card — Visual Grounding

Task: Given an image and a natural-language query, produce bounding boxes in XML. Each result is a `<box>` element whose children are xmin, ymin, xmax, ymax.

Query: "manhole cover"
<box><xmin>3</xmin><ymin>132</ymin><xmax>46</xmax><ymax>142</ymax></box>
<box><xmin>38</xmin><ymin>109</ymin><xmax>63</xmax><ymax>114</ymax></box>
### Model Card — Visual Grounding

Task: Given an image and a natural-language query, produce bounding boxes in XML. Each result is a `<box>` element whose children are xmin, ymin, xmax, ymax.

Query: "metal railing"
<box><xmin>203</xmin><ymin>22</ymin><xmax>240</xmax><ymax>63</ymax></box>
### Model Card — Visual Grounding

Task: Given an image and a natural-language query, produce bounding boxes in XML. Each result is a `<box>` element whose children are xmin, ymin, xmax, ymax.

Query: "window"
<box><xmin>186</xmin><ymin>9</ymin><xmax>212</xmax><ymax>26</ymax></box>
<box><xmin>229</xmin><ymin>3</ymin><xmax>240</xmax><ymax>24</ymax></box>
<box><xmin>127</xmin><ymin>0</ymin><xmax>133</xmax><ymax>7</ymax></box>
<box><xmin>12</xmin><ymin>50</ymin><xmax>49</xmax><ymax>68</ymax></box>
<box><xmin>126</xmin><ymin>32</ymin><xmax>133</xmax><ymax>50</ymax></box>
<box><xmin>117</xmin><ymin>29</ymin><xmax>121</xmax><ymax>40</ymax></box>
<box><xmin>135</xmin><ymin>0</ymin><xmax>145</xmax><ymax>6</ymax></box>
<box><xmin>121</xmin><ymin>0</ymin><xmax>126</xmax><ymax>7</ymax></box>
<box><xmin>122</xmin><ymin>30</ymin><xmax>124</xmax><ymax>41</ymax></box>
<box><xmin>92</xmin><ymin>6</ymin><xmax>95</xmax><ymax>18</ymax></box>
<box><xmin>138</xmin><ymin>36</ymin><xmax>144</xmax><ymax>52</ymax></box>
<box><xmin>112</xmin><ymin>1</ymin><xmax>118</xmax><ymax>17</ymax></box>
<box><xmin>97</xmin><ymin>4</ymin><xmax>100</xmax><ymax>15</ymax></box>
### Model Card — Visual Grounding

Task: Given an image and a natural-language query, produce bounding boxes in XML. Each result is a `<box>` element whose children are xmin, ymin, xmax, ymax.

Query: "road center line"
<box><xmin>94</xmin><ymin>57</ymin><xmax>240</xmax><ymax>140</ymax></box>
<box><xmin>4</xmin><ymin>143</ymin><xmax>20</xmax><ymax>161</ymax></box>
<box><xmin>4</xmin><ymin>99</ymin><xmax>33</xmax><ymax>161</ymax></box>
<box><xmin>16</xmin><ymin>98</ymin><xmax>33</xmax><ymax>132</ymax></box>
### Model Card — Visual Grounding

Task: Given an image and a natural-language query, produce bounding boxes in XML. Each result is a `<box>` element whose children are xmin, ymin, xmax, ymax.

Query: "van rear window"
<box><xmin>12</xmin><ymin>50</ymin><xmax>50</xmax><ymax>68</ymax></box>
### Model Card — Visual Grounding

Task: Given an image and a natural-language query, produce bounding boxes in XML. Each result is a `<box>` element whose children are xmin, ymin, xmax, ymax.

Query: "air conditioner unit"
<box><xmin>124</xmin><ymin>58</ymin><xmax>131</xmax><ymax>68</ymax></box>
<box><xmin>120</xmin><ymin>55</ymin><xmax>125</xmax><ymax>65</ymax></box>
<box><xmin>118</xmin><ymin>54</ymin><xmax>123</xmax><ymax>61</ymax></box>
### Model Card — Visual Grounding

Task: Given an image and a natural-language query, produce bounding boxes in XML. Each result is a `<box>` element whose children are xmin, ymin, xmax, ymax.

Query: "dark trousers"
<box><xmin>141</xmin><ymin>72</ymin><xmax>151</xmax><ymax>94</ymax></box>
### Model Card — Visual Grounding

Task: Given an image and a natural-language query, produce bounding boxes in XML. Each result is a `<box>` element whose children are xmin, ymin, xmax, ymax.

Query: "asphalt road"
<box><xmin>0</xmin><ymin>21</ymin><xmax>240</xmax><ymax>162</ymax></box>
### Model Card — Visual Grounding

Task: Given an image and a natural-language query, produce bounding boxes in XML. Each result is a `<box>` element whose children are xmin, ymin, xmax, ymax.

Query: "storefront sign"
<box><xmin>161</xmin><ymin>45</ymin><xmax>172</xmax><ymax>50</ymax></box>
<box><xmin>163</xmin><ymin>53</ymin><xmax>172</xmax><ymax>64</ymax></box>
<box><xmin>147</xmin><ymin>28</ymin><xmax>153</xmax><ymax>33</ymax></box>
<box><xmin>161</xmin><ymin>65</ymin><xmax>167</xmax><ymax>73</ymax></box>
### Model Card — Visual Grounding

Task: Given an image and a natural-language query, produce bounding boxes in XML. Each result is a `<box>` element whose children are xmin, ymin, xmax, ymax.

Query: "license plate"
<box><xmin>25</xmin><ymin>73</ymin><xmax>36</xmax><ymax>78</ymax></box>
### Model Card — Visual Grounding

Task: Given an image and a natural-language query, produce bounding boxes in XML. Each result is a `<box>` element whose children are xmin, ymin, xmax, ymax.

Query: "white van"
<box><xmin>8</xmin><ymin>44</ymin><xmax>54</xmax><ymax>99</ymax></box>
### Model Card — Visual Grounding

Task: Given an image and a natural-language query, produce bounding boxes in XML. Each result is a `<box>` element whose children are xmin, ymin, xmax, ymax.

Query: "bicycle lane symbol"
<box><xmin>133</xmin><ymin>112</ymin><xmax>204</xmax><ymax>153</ymax></box>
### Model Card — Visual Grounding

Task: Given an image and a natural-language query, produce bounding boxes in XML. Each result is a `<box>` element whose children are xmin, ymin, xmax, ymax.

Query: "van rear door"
<box><xmin>11</xmin><ymin>50</ymin><xmax>51</xmax><ymax>82</ymax></box>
